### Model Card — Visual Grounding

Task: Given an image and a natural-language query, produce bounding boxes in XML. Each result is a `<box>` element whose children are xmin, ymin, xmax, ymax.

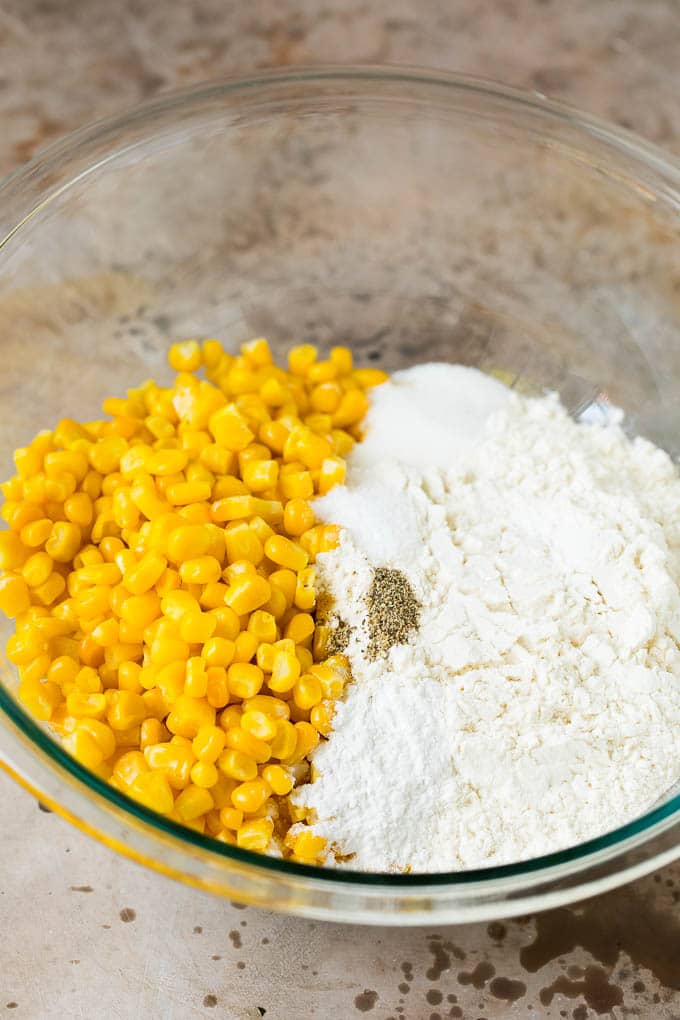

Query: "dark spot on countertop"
<box><xmin>211</xmin><ymin>955</ymin><xmax>221</xmax><ymax>961</ymax></box>
<box><xmin>426</xmin><ymin>989</ymin><xmax>443</xmax><ymax>1005</ymax></box>
<box><xmin>119</xmin><ymin>908</ymin><xmax>136</xmax><ymax>923</ymax></box>
<box><xmin>633</xmin><ymin>980</ymin><xmax>645</xmax><ymax>993</ymax></box>
<box><xmin>237</xmin><ymin>961</ymin><xmax>246</xmax><ymax>970</ymax></box>
<box><xmin>398</xmin><ymin>983</ymin><xmax>409</xmax><ymax>995</ymax></box>
<box><xmin>354</xmin><ymin>989</ymin><xmax>378</xmax><ymax>1012</ymax></box>
<box><xmin>240</xmin><ymin>920</ymin><xmax>247</xmax><ymax>927</ymax></box>
<box><xmin>521</xmin><ymin>889</ymin><xmax>680</xmax><ymax>991</ymax></box>
<box><xmin>38</xmin><ymin>801</ymin><xmax>52</xmax><ymax>813</ymax></box>
<box><xmin>449</xmin><ymin>1008</ymin><xmax>462</xmax><ymax>1019</ymax></box>
<box><xmin>5</xmin><ymin>1005</ymin><xmax>18</xmax><ymax>1010</ymax></box>
<box><xmin>540</xmin><ymin>965</ymin><xmax>623</xmax><ymax>1014</ymax></box>
<box><xmin>401</xmin><ymin>962</ymin><xmax>413</xmax><ymax>980</ymax></box>
<box><xmin>257</xmin><ymin>1010</ymin><xmax>266</xmax><ymax>1017</ymax></box>
<box><xmin>229</xmin><ymin>930</ymin><xmax>242</xmax><ymax>948</ymax></box>
<box><xmin>261</xmin><ymin>937</ymin><xmax>269</xmax><ymax>945</ymax></box>
<box><xmin>230</xmin><ymin>901</ymin><xmax>247</xmax><ymax>910</ymax></box>
<box><xmin>203</xmin><ymin>994</ymin><xmax>217</xmax><ymax>1008</ymax></box>
<box><xmin>489</xmin><ymin>976</ymin><xmax>526</xmax><ymax>1002</ymax></box>
<box><xmin>487</xmin><ymin>922</ymin><xmax>507</xmax><ymax>941</ymax></box>
<box><xmin>193</xmin><ymin>926</ymin><xmax>202</xmax><ymax>934</ymax></box>
<box><xmin>70</xmin><ymin>885</ymin><xmax>93</xmax><ymax>893</ymax></box>
<box><xmin>458</xmin><ymin>962</ymin><xmax>495</xmax><ymax>989</ymax></box>
<box><xmin>572</xmin><ymin>1005</ymin><xmax>588</xmax><ymax>1020</ymax></box>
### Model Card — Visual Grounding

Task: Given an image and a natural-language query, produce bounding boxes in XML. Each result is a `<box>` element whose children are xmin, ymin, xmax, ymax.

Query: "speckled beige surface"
<box><xmin>1</xmin><ymin>2</ymin><xmax>680</xmax><ymax>1018</ymax></box>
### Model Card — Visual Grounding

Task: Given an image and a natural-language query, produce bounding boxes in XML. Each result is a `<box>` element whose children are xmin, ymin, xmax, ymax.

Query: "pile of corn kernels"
<box><xmin>0</xmin><ymin>337</ymin><xmax>386</xmax><ymax>863</ymax></box>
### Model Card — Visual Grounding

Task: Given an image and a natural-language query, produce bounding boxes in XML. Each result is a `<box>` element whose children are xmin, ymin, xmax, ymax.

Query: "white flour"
<box><xmin>294</xmin><ymin>364</ymin><xmax>680</xmax><ymax>872</ymax></box>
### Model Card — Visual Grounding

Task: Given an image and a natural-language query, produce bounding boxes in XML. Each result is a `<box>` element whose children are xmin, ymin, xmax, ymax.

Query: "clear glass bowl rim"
<box><xmin>1</xmin><ymin>64</ymin><xmax>680</xmax><ymax>902</ymax></box>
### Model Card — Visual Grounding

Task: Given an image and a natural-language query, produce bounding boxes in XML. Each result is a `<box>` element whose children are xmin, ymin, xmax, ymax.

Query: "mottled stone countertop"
<box><xmin>1</xmin><ymin>2</ymin><xmax>680</xmax><ymax>1018</ymax></box>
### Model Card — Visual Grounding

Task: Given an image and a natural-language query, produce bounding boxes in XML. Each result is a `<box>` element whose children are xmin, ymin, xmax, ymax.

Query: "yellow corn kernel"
<box><xmin>168</xmin><ymin>339</ymin><xmax>202</xmax><ymax>373</ymax></box>
<box><xmin>268</xmin><ymin>650</ymin><xmax>301</xmax><ymax>693</ymax></box>
<box><xmin>224</xmin><ymin>522</ymin><xmax>264</xmax><ymax>565</ymax></box>
<box><xmin>166</xmin><ymin>695</ymin><xmax>216</xmax><ymax>738</ymax></box>
<box><xmin>231</xmin><ymin>777</ymin><xmax>270</xmax><ymax>814</ymax></box>
<box><xmin>264</xmin><ymin>535</ymin><xmax>308</xmax><ymax>572</ymax></box>
<box><xmin>75</xmin><ymin>563</ymin><xmax>122</xmax><ymax>586</ymax></box>
<box><xmin>91</xmin><ymin>618</ymin><xmax>120</xmax><ymax>647</ymax></box>
<box><xmin>206</xmin><ymin>666</ymin><xmax>230</xmax><ymax>708</ymax></box>
<box><xmin>123</xmin><ymin>553</ymin><xmax>167</xmax><ymax>595</ymax></box>
<box><xmin>269</xmin><ymin>719</ymin><xmax>298</xmax><ymax>760</ymax></box>
<box><xmin>198</xmin><ymin>581</ymin><xmax>228</xmax><ymax>610</ymax></box>
<box><xmin>263</xmin><ymin>587</ymin><xmax>289</xmax><ymax>616</ymax></box>
<box><xmin>234</xmin><ymin>630</ymin><xmax>258</xmax><ymax>664</ymax></box>
<box><xmin>0</xmin><ymin>531</ymin><xmax>29</xmax><ymax>569</ymax></box>
<box><xmin>202</xmin><ymin>636</ymin><xmax>236</xmax><ymax>668</ymax></box>
<box><xmin>202</xmin><ymin>338</ymin><xmax>224</xmax><ymax>370</ymax></box>
<box><xmin>43</xmin><ymin>522</ymin><xmax>81</xmax><ymax>563</ymax></box>
<box><xmin>178</xmin><ymin>610</ymin><xmax>216</xmax><ymax>644</ymax></box>
<box><xmin>219</xmin><ymin>806</ymin><xmax>243</xmax><ymax>830</ymax></box>
<box><xmin>242</xmin><ymin>694</ymin><xmax>290</xmax><ymax>720</ymax></box>
<box><xmin>0</xmin><ymin>573</ymin><xmax>31</xmax><ymax>617</ymax></box>
<box><xmin>208</xmin><ymin>406</ymin><xmax>254</xmax><ymax>451</ymax></box>
<box><xmin>283</xmin><ymin>498</ymin><xmax>315</xmax><ymax>538</ymax></box>
<box><xmin>18</xmin><ymin>652</ymin><xmax>50</xmax><ymax>685</ymax></box>
<box><xmin>353</xmin><ymin>367</ymin><xmax>388</xmax><ymax>388</ymax></box>
<box><xmin>241</xmin><ymin>709</ymin><xmax>277</xmax><ymax>742</ymax></box>
<box><xmin>6</xmin><ymin>629</ymin><xmax>47</xmax><ymax>665</ymax></box>
<box><xmin>192</xmin><ymin>724</ymin><xmax>226</xmax><ymax>764</ymax></box>
<box><xmin>223</xmin><ymin>558</ymin><xmax>256</xmax><ymax>584</ymax></box>
<box><xmin>144</xmin><ymin>742</ymin><xmax>194</xmax><ymax>788</ymax></box>
<box><xmin>218</xmin><ymin>748</ymin><xmax>258</xmax><ymax>782</ymax></box>
<box><xmin>185</xmin><ymin>657</ymin><xmax>208</xmax><ymax>698</ymax></box>
<box><xmin>63</xmin><ymin>726</ymin><xmax>105</xmax><ymax>769</ymax></box>
<box><xmin>241</xmin><ymin>459</ymin><xmax>279</xmax><ymax>493</ymax></box>
<box><xmin>268</xmin><ymin>568</ymin><xmax>297</xmax><ymax>607</ymax></box>
<box><xmin>139</xmin><ymin>718</ymin><xmax>168</xmax><ymax>749</ymax></box>
<box><xmin>318</xmin><ymin>456</ymin><xmax>346</xmax><ymax>495</ymax></box>
<box><xmin>190</xmin><ymin>760</ymin><xmax>219</xmax><ymax>789</ymax></box>
<box><xmin>145</xmin><ymin>448</ymin><xmax>190</xmax><ymax>476</ymax></box>
<box><xmin>18</xmin><ymin>677</ymin><xmax>61</xmax><ymax>720</ymax></box>
<box><xmin>173</xmin><ymin>783</ymin><xmax>213</xmax><ymax>821</ymax></box>
<box><xmin>333</xmin><ymin>388</ymin><xmax>369</xmax><ymax>427</ymax></box>
<box><xmin>178</xmin><ymin>555</ymin><xmax>221</xmax><ymax>585</ymax></box>
<box><xmin>247</xmin><ymin>610</ymin><xmax>277</xmax><ymax>644</ymax></box>
<box><xmin>19</xmin><ymin>518</ymin><xmax>51</xmax><ymax>550</ymax></box>
<box><xmin>129</xmin><ymin>771</ymin><xmax>175</xmax><ymax>815</ymax></box>
<box><xmin>291</xmin><ymin>829</ymin><xmax>326</xmax><ymax>862</ymax></box>
<box><xmin>287</xmin><ymin>344</ymin><xmax>317</xmax><ymax>376</ymax></box>
<box><xmin>207</xmin><ymin>605</ymin><xmax>240</xmax><ymax>641</ymax></box>
<box><xmin>211</xmin><ymin>476</ymin><xmax>248</xmax><ymax>501</ymax></box>
<box><xmin>224</xmin><ymin>726</ymin><xmax>271</xmax><ymax>764</ymax></box>
<box><xmin>279</xmin><ymin>467</ymin><xmax>314</xmax><ymax>500</ymax></box>
<box><xmin>286</xmin><ymin>721</ymin><xmax>320</xmax><ymax>763</ymax></box>
<box><xmin>165</xmin><ymin>524</ymin><xmax>211</xmax><ymax>563</ymax></box>
<box><xmin>224</xmin><ymin>574</ymin><xmax>271</xmax><ymax>616</ymax></box>
<box><xmin>120</xmin><ymin>591</ymin><xmax>161</xmax><ymax>627</ymax></box>
<box><xmin>256</xmin><ymin>641</ymin><xmax>276</xmax><ymax>672</ymax></box>
<box><xmin>211</xmin><ymin>495</ymin><xmax>256</xmax><ymax>522</ymax></box>
<box><xmin>237</xmin><ymin>817</ymin><xmax>274</xmax><ymax>851</ymax></box>
<box><xmin>295</xmin><ymin>567</ymin><xmax>316</xmax><ymax>611</ymax></box>
<box><xmin>89</xmin><ymin>436</ymin><xmax>128</xmax><ymax>474</ymax></box>
<box><xmin>293</xmin><ymin>673</ymin><xmax>323</xmax><ymax>711</ymax></box>
<box><xmin>107</xmin><ymin>690</ymin><xmax>148</xmax><ymax>730</ymax></box>
<box><xmin>66</xmin><ymin>691</ymin><xmax>107</xmax><ymax>719</ymax></box>
<box><xmin>262</xmin><ymin>763</ymin><xmax>294</xmax><ymax>796</ymax></box>
<box><xmin>227</xmin><ymin>662</ymin><xmax>264</xmax><ymax>700</ymax></box>
<box><xmin>63</xmin><ymin>491</ymin><xmax>94</xmax><ymax>527</ymax></box>
<box><xmin>161</xmin><ymin>590</ymin><xmax>200</xmax><ymax>620</ymax></box>
<box><xmin>285</xmin><ymin>612</ymin><xmax>315</xmax><ymax>644</ymax></box>
<box><xmin>310</xmin><ymin>701</ymin><xmax>334</xmax><ymax>736</ymax></box>
<box><xmin>166</xmin><ymin>480</ymin><xmax>211</xmax><ymax>506</ymax></box>
<box><xmin>113</xmin><ymin>749</ymin><xmax>149</xmax><ymax>788</ymax></box>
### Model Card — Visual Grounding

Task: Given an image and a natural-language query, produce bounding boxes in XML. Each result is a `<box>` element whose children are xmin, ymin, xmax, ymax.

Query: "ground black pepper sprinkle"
<box><xmin>366</xmin><ymin>567</ymin><xmax>420</xmax><ymax>660</ymax></box>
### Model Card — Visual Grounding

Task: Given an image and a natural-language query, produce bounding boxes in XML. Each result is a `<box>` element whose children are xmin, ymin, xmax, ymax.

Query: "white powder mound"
<box><xmin>294</xmin><ymin>364</ymin><xmax>680</xmax><ymax>873</ymax></box>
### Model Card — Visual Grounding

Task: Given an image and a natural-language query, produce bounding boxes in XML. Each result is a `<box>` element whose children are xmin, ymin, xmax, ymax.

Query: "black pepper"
<box><xmin>366</xmin><ymin>567</ymin><xmax>420</xmax><ymax>660</ymax></box>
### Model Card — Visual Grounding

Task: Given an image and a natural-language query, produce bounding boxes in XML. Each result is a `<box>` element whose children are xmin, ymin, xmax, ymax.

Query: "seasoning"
<box><xmin>366</xmin><ymin>567</ymin><xmax>420</xmax><ymax>660</ymax></box>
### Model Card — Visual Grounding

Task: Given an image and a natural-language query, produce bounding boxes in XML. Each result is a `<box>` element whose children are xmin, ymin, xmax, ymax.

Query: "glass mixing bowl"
<box><xmin>1</xmin><ymin>67</ymin><xmax>680</xmax><ymax>925</ymax></box>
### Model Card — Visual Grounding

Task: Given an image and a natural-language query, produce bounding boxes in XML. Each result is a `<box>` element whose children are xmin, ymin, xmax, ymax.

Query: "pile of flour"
<box><xmin>293</xmin><ymin>363</ymin><xmax>680</xmax><ymax>872</ymax></box>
